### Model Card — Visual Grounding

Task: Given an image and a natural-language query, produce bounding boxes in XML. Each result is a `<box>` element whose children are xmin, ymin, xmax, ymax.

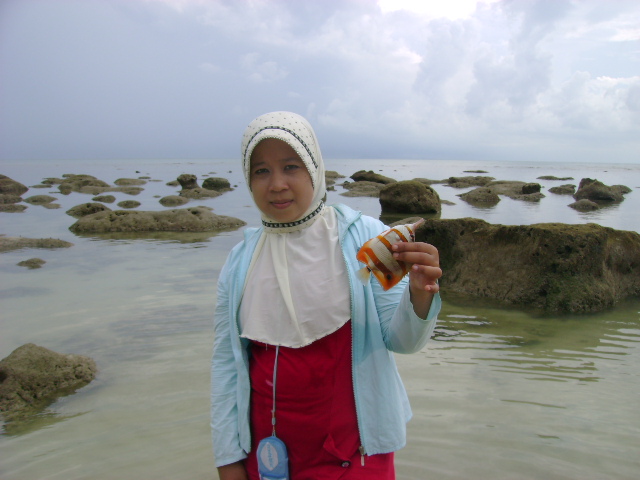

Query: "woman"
<box><xmin>211</xmin><ymin>111</ymin><xmax>442</xmax><ymax>480</ymax></box>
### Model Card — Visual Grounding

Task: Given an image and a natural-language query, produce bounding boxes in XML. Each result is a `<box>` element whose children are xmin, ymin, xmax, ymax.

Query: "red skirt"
<box><xmin>245</xmin><ymin>321</ymin><xmax>395</xmax><ymax>480</ymax></box>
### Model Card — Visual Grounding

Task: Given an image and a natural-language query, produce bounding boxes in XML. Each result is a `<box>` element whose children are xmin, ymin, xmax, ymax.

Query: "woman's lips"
<box><xmin>271</xmin><ymin>200</ymin><xmax>293</xmax><ymax>209</ymax></box>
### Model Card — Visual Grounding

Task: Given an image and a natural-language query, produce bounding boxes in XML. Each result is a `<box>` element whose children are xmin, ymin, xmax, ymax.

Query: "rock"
<box><xmin>415</xmin><ymin>218</ymin><xmax>640</xmax><ymax>313</ymax></box>
<box><xmin>114</xmin><ymin>178</ymin><xmax>147</xmax><ymax>186</ymax></box>
<box><xmin>486</xmin><ymin>181</ymin><xmax>545</xmax><ymax>202</ymax></box>
<box><xmin>325</xmin><ymin>171</ymin><xmax>344</xmax><ymax>188</ymax></box>
<box><xmin>340</xmin><ymin>181</ymin><xmax>385</xmax><ymax>197</ymax></box>
<box><xmin>166</xmin><ymin>180</ymin><xmax>179</xmax><ymax>187</ymax></box>
<box><xmin>569</xmin><ymin>199</ymin><xmax>599</xmax><ymax>211</ymax></box>
<box><xmin>66</xmin><ymin>203</ymin><xmax>112</xmax><ymax>218</ymax></box>
<box><xmin>0</xmin><ymin>236</ymin><xmax>73</xmax><ymax>253</ymax></box>
<box><xmin>522</xmin><ymin>183</ymin><xmax>541</xmax><ymax>194</ymax></box>
<box><xmin>202</xmin><ymin>177</ymin><xmax>232</xmax><ymax>192</ymax></box>
<box><xmin>549</xmin><ymin>184</ymin><xmax>576</xmax><ymax>195</ymax></box>
<box><xmin>379</xmin><ymin>180</ymin><xmax>441</xmax><ymax>214</ymax></box>
<box><xmin>574</xmin><ymin>178</ymin><xmax>628</xmax><ymax>203</ymax></box>
<box><xmin>17</xmin><ymin>258</ymin><xmax>46</xmax><ymax>269</ymax></box>
<box><xmin>24</xmin><ymin>195</ymin><xmax>57</xmax><ymax>205</ymax></box>
<box><xmin>0</xmin><ymin>343</ymin><xmax>96</xmax><ymax>420</ymax></box>
<box><xmin>413</xmin><ymin>178</ymin><xmax>447</xmax><ymax>186</ymax></box>
<box><xmin>57</xmin><ymin>174</ymin><xmax>110</xmax><ymax>194</ymax></box>
<box><xmin>458</xmin><ymin>187</ymin><xmax>501</xmax><ymax>207</ymax></box>
<box><xmin>117</xmin><ymin>200</ymin><xmax>141</xmax><ymax>209</ymax></box>
<box><xmin>177</xmin><ymin>174</ymin><xmax>199</xmax><ymax>190</ymax></box>
<box><xmin>159</xmin><ymin>195</ymin><xmax>189</xmax><ymax>207</ymax></box>
<box><xmin>92</xmin><ymin>195</ymin><xmax>116</xmax><ymax>203</ymax></box>
<box><xmin>446</xmin><ymin>176</ymin><xmax>494</xmax><ymax>188</ymax></box>
<box><xmin>179</xmin><ymin>187</ymin><xmax>223</xmax><ymax>199</ymax></box>
<box><xmin>0</xmin><ymin>175</ymin><xmax>28</xmax><ymax>196</ymax></box>
<box><xmin>0</xmin><ymin>193</ymin><xmax>22</xmax><ymax>204</ymax></box>
<box><xmin>0</xmin><ymin>204</ymin><xmax>27</xmax><ymax>213</ymax></box>
<box><xmin>463</xmin><ymin>170</ymin><xmax>488</xmax><ymax>174</ymax></box>
<box><xmin>350</xmin><ymin>170</ymin><xmax>396</xmax><ymax>185</ymax></box>
<box><xmin>538</xmin><ymin>175</ymin><xmax>574</xmax><ymax>181</ymax></box>
<box><xmin>68</xmin><ymin>206</ymin><xmax>246</xmax><ymax>233</ymax></box>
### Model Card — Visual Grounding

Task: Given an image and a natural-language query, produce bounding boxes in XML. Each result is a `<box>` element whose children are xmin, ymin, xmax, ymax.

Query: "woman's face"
<box><xmin>249</xmin><ymin>138</ymin><xmax>314</xmax><ymax>223</ymax></box>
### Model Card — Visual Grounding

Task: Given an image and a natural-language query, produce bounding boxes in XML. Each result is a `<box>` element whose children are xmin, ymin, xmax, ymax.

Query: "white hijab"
<box><xmin>239</xmin><ymin>111</ymin><xmax>351</xmax><ymax>348</ymax></box>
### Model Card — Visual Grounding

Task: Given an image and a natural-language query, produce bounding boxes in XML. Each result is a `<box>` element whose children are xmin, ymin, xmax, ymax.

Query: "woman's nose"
<box><xmin>269</xmin><ymin>171</ymin><xmax>288</xmax><ymax>191</ymax></box>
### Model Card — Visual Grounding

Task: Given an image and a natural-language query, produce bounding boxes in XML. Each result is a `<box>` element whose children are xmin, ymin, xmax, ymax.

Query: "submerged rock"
<box><xmin>0</xmin><ymin>344</ymin><xmax>97</xmax><ymax>420</ymax></box>
<box><xmin>92</xmin><ymin>195</ymin><xmax>116</xmax><ymax>203</ymax></box>
<box><xmin>68</xmin><ymin>206</ymin><xmax>246</xmax><ymax>233</ymax></box>
<box><xmin>415</xmin><ymin>218</ymin><xmax>640</xmax><ymax>313</ymax></box>
<box><xmin>0</xmin><ymin>193</ymin><xmax>22</xmax><ymax>205</ymax></box>
<box><xmin>17</xmin><ymin>258</ymin><xmax>46</xmax><ymax>269</ymax></box>
<box><xmin>379</xmin><ymin>181</ymin><xmax>441</xmax><ymax>214</ymax></box>
<box><xmin>446</xmin><ymin>176</ymin><xmax>495</xmax><ymax>188</ymax></box>
<box><xmin>117</xmin><ymin>200</ymin><xmax>141</xmax><ymax>209</ymax></box>
<box><xmin>0</xmin><ymin>236</ymin><xmax>73</xmax><ymax>253</ymax></box>
<box><xmin>114</xmin><ymin>178</ymin><xmax>147</xmax><ymax>186</ymax></box>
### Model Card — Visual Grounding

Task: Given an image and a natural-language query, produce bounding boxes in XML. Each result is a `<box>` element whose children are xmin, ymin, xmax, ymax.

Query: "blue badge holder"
<box><xmin>257</xmin><ymin>435</ymin><xmax>289</xmax><ymax>480</ymax></box>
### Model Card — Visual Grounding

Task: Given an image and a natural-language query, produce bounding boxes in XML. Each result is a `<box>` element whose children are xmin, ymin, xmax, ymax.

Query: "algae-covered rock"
<box><xmin>202</xmin><ymin>177</ymin><xmax>232</xmax><ymax>192</ymax></box>
<box><xmin>340</xmin><ymin>181</ymin><xmax>385</xmax><ymax>197</ymax></box>
<box><xmin>66</xmin><ymin>202</ymin><xmax>112</xmax><ymax>218</ymax></box>
<box><xmin>569</xmin><ymin>199</ymin><xmax>599</xmax><ymax>211</ymax></box>
<box><xmin>458</xmin><ymin>187</ymin><xmax>501</xmax><ymax>207</ymax></box>
<box><xmin>159</xmin><ymin>195</ymin><xmax>189</xmax><ymax>207</ymax></box>
<box><xmin>350</xmin><ymin>170</ymin><xmax>396</xmax><ymax>185</ymax></box>
<box><xmin>117</xmin><ymin>200</ymin><xmax>141</xmax><ymax>209</ymax></box>
<box><xmin>485</xmin><ymin>181</ymin><xmax>545</xmax><ymax>202</ymax></box>
<box><xmin>0</xmin><ymin>236</ymin><xmax>73</xmax><ymax>253</ymax></box>
<box><xmin>574</xmin><ymin>178</ymin><xmax>629</xmax><ymax>203</ymax></box>
<box><xmin>0</xmin><ymin>175</ymin><xmax>28</xmax><ymax>196</ymax></box>
<box><xmin>549</xmin><ymin>184</ymin><xmax>576</xmax><ymax>195</ymax></box>
<box><xmin>24</xmin><ymin>195</ymin><xmax>57</xmax><ymax>205</ymax></box>
<box><xmin>0</xmin><ymin>344</ymin><xmax>96</xmax><ymax>420</ymax></box>
<box><xmin>415</xmin><ymin>218</ymin><xmax>640</xmax><ymax>313</ymax></box>
<box><xmin>379</xmin><ymin>180</ymin><xmax>441</xmax><ymax>214</ymax></box>
<box><xmin>69</xmin><ymin>206</ymin><xmax>246</xmax><ymax>233</ymax></box>
<box><xmin>114</xmin><ymin>178</ymin><xmax>147</xmax><ymax>186</ymax></box>
<box><xmin>17</xmin><ymin>258</ymin><xmax>46</xmax><ymax>269</ymax></box>
<box><xmin>446</xmin><ymin>176</ymin><xmax>494</xmax><ymax>188</ymax></box>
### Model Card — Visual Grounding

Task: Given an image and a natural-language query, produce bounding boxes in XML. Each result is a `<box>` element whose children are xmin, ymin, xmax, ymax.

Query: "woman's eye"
<box><xmin>284</xmin><ymin>164</ymin><xmax>300</xmax><ymax>171</ymax></box>
<box><xmin>253</xmin><ymin>168</ymin><xmax>268</xmax><ymax>175</ymax></box>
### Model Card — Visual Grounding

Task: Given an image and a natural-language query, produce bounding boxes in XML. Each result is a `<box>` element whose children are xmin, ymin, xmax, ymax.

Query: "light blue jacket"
<box><xmin>211</xmin><ymin>204</ymin><xmax>440</xmax><ymax>467</ymax></box>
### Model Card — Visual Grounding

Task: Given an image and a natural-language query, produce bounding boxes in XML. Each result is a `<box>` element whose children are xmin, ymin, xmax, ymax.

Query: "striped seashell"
<box><xmin>356</xmin><ymin>218</ymin><xmax>425</xmax><ymax>290</ymax></box>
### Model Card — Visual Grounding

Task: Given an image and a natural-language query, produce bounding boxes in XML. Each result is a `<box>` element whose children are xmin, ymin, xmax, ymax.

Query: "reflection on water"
<box><xmin>395</xmin><ymin>297</ymin><xmax>640</xmax><ymax>480</ymax></box>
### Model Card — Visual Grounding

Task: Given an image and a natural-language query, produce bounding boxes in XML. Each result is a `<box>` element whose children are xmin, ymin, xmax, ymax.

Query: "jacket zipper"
<box><xmin>338</xmin><ymin>209</ymin><xmax>367</xmax><ymax>464</ymax></box>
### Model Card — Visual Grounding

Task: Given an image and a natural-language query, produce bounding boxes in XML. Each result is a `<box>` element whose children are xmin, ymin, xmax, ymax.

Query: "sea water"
<box><xmin>1</xmin><ymin>158</ymin><xmax>639</xmax><ymax>479</ymax></box>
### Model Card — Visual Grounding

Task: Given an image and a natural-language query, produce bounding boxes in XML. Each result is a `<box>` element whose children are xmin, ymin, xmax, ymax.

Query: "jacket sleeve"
<box><xmin>210</xmin><ymin>254</ymin><xmax>247</xmax><ymax>467</ymax></box>
<box><xmin>355</xmin><ymin>215</ymin><xmax>441</xmax><ymax>354</ymax></box>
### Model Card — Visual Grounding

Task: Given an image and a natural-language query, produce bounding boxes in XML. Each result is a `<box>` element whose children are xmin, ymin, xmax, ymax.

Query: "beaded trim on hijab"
<box><xmin>262</xmin><ymin>202</ymin><xmax>325</xmax><ymax>233</ymax></box>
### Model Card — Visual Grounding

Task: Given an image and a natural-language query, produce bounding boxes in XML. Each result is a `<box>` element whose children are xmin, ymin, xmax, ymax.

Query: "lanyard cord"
<box><xmin>271</xmin><ymin>345</ymin><xmax>280</xmax><ymax>436</ymax></box>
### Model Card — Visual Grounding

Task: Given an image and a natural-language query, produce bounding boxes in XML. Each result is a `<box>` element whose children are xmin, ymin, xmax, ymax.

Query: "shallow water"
<box><xmin>1</xmin><ymin>158</ymin><xmax>639</xmax><ymax>479</ymax></box>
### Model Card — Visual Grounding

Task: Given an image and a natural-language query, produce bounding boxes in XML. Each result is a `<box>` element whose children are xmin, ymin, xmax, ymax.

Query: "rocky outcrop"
<box><xmin>538</xmin><ymin>176</ymin><xmax>574</xmax><ymax>181</ymax></box>
<box><xmin>325</xmin><ymin>171</ymin><xmax>345</xmax><ymax>188</ymax></box>
<box><xmin>549</xmin><ymin>184</ymin><xmax>576</xmax><ymax>195</ymax></box>
<box><xmin>177</xmin><ymin>174</ymin><xmax>225</xmax><ymax>199</ymax></box>
<box><xmin>66</xmin><ymin>203</ymin><xmax>112</xmax><ymax>218</ymax></box>
<box><xmin>446</xmin><ymin>176</ymin><xmax>494</xmax><ymax>188</ymax></box>
<box><xmin>117</xmin><ymin>200</ymin><xmax>141</xmax><ymax>209</ymax></box>
<box><xmin>0</xmin><ymin>194</ymin><xmax>23</xmax><ymax>205</ymax></box>
<box><xmin>569</xmin><ymin>199</ymin><xmax>599</xmax><ymax>211</ymax></box>
<box><xmin>24</xmin><ymin>195</ymin><xmax>57</xmax><ymax>205</ymax></box>
<box><xmin>68</xmin><ymin>206</ymin><xmax>246</xmax><ymax>233</ymax></box>
<box><xmin>114</xmin><ymin>178</ymin><xmax>147</xmax><ymax>186</ymax></box>
<box><xmin>416</xmin><ymin>218</ymin><xmax>640</xmax><ymax>313</ymax></box>
<box><xmin>0</xmin><ymin>344</ymin><xmax>97</xmax><ymax>420</ymax></box>
<box><xmin>202</xmin><ymin>177</ymin><xmax>232</xmax><ymax>192</ymax></box>
<box><xmin>340</xmin><ymin>181</ymin><xmax>385</xmax><ymax>197</ymax></box>
<box><xmin>0</xmin><ymin>175</ymin><xmax>28</xmax><ymax>196</ymax></box>
<box><xmin>458</xmin><ymin>187</ymin><xmax>501</xmax><ymax>207</ymax></box>
<box><xmin>379</xmin><ymin>181</ymin><xmax>441</xmax><ymax>214</ymax></box>
<box><xmin>159</xmin><ymin>195</ymin><xmax>189</xmax><ymax>207</ymax></box>
<box><xmin>51</xmin><ymin>174</ymin><xmax>143</xmax><ymax>196</ymax></box>
<box><xmin>350</xmin><ymin>170</ymin><xmax>396</xmax><ymax>185</ymax></box>
<box><xmin>92</xmin><ymin>195</ymin><xmax>116</xmax><ymax>203</ymax></box>
<box><xmin>574</xmin><ymin>178</ymin><xmax>630</xmax><ymax>203</ymax></box>
<box><xmin>0</xmin><ymin>236</ymin><xmax>73</xmax><ymax>253</ymax></box>
<box><xmin>486</xmin><ymin>181</ymin><xmax>545</xmax><ymax>202</ymax></box>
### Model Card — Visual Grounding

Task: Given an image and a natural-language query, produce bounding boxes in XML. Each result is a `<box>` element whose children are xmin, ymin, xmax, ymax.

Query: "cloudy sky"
<box><xmin>1</xmin><ymin>0</ymin><xmax>638</xmax><ymax>163</ymax></box>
